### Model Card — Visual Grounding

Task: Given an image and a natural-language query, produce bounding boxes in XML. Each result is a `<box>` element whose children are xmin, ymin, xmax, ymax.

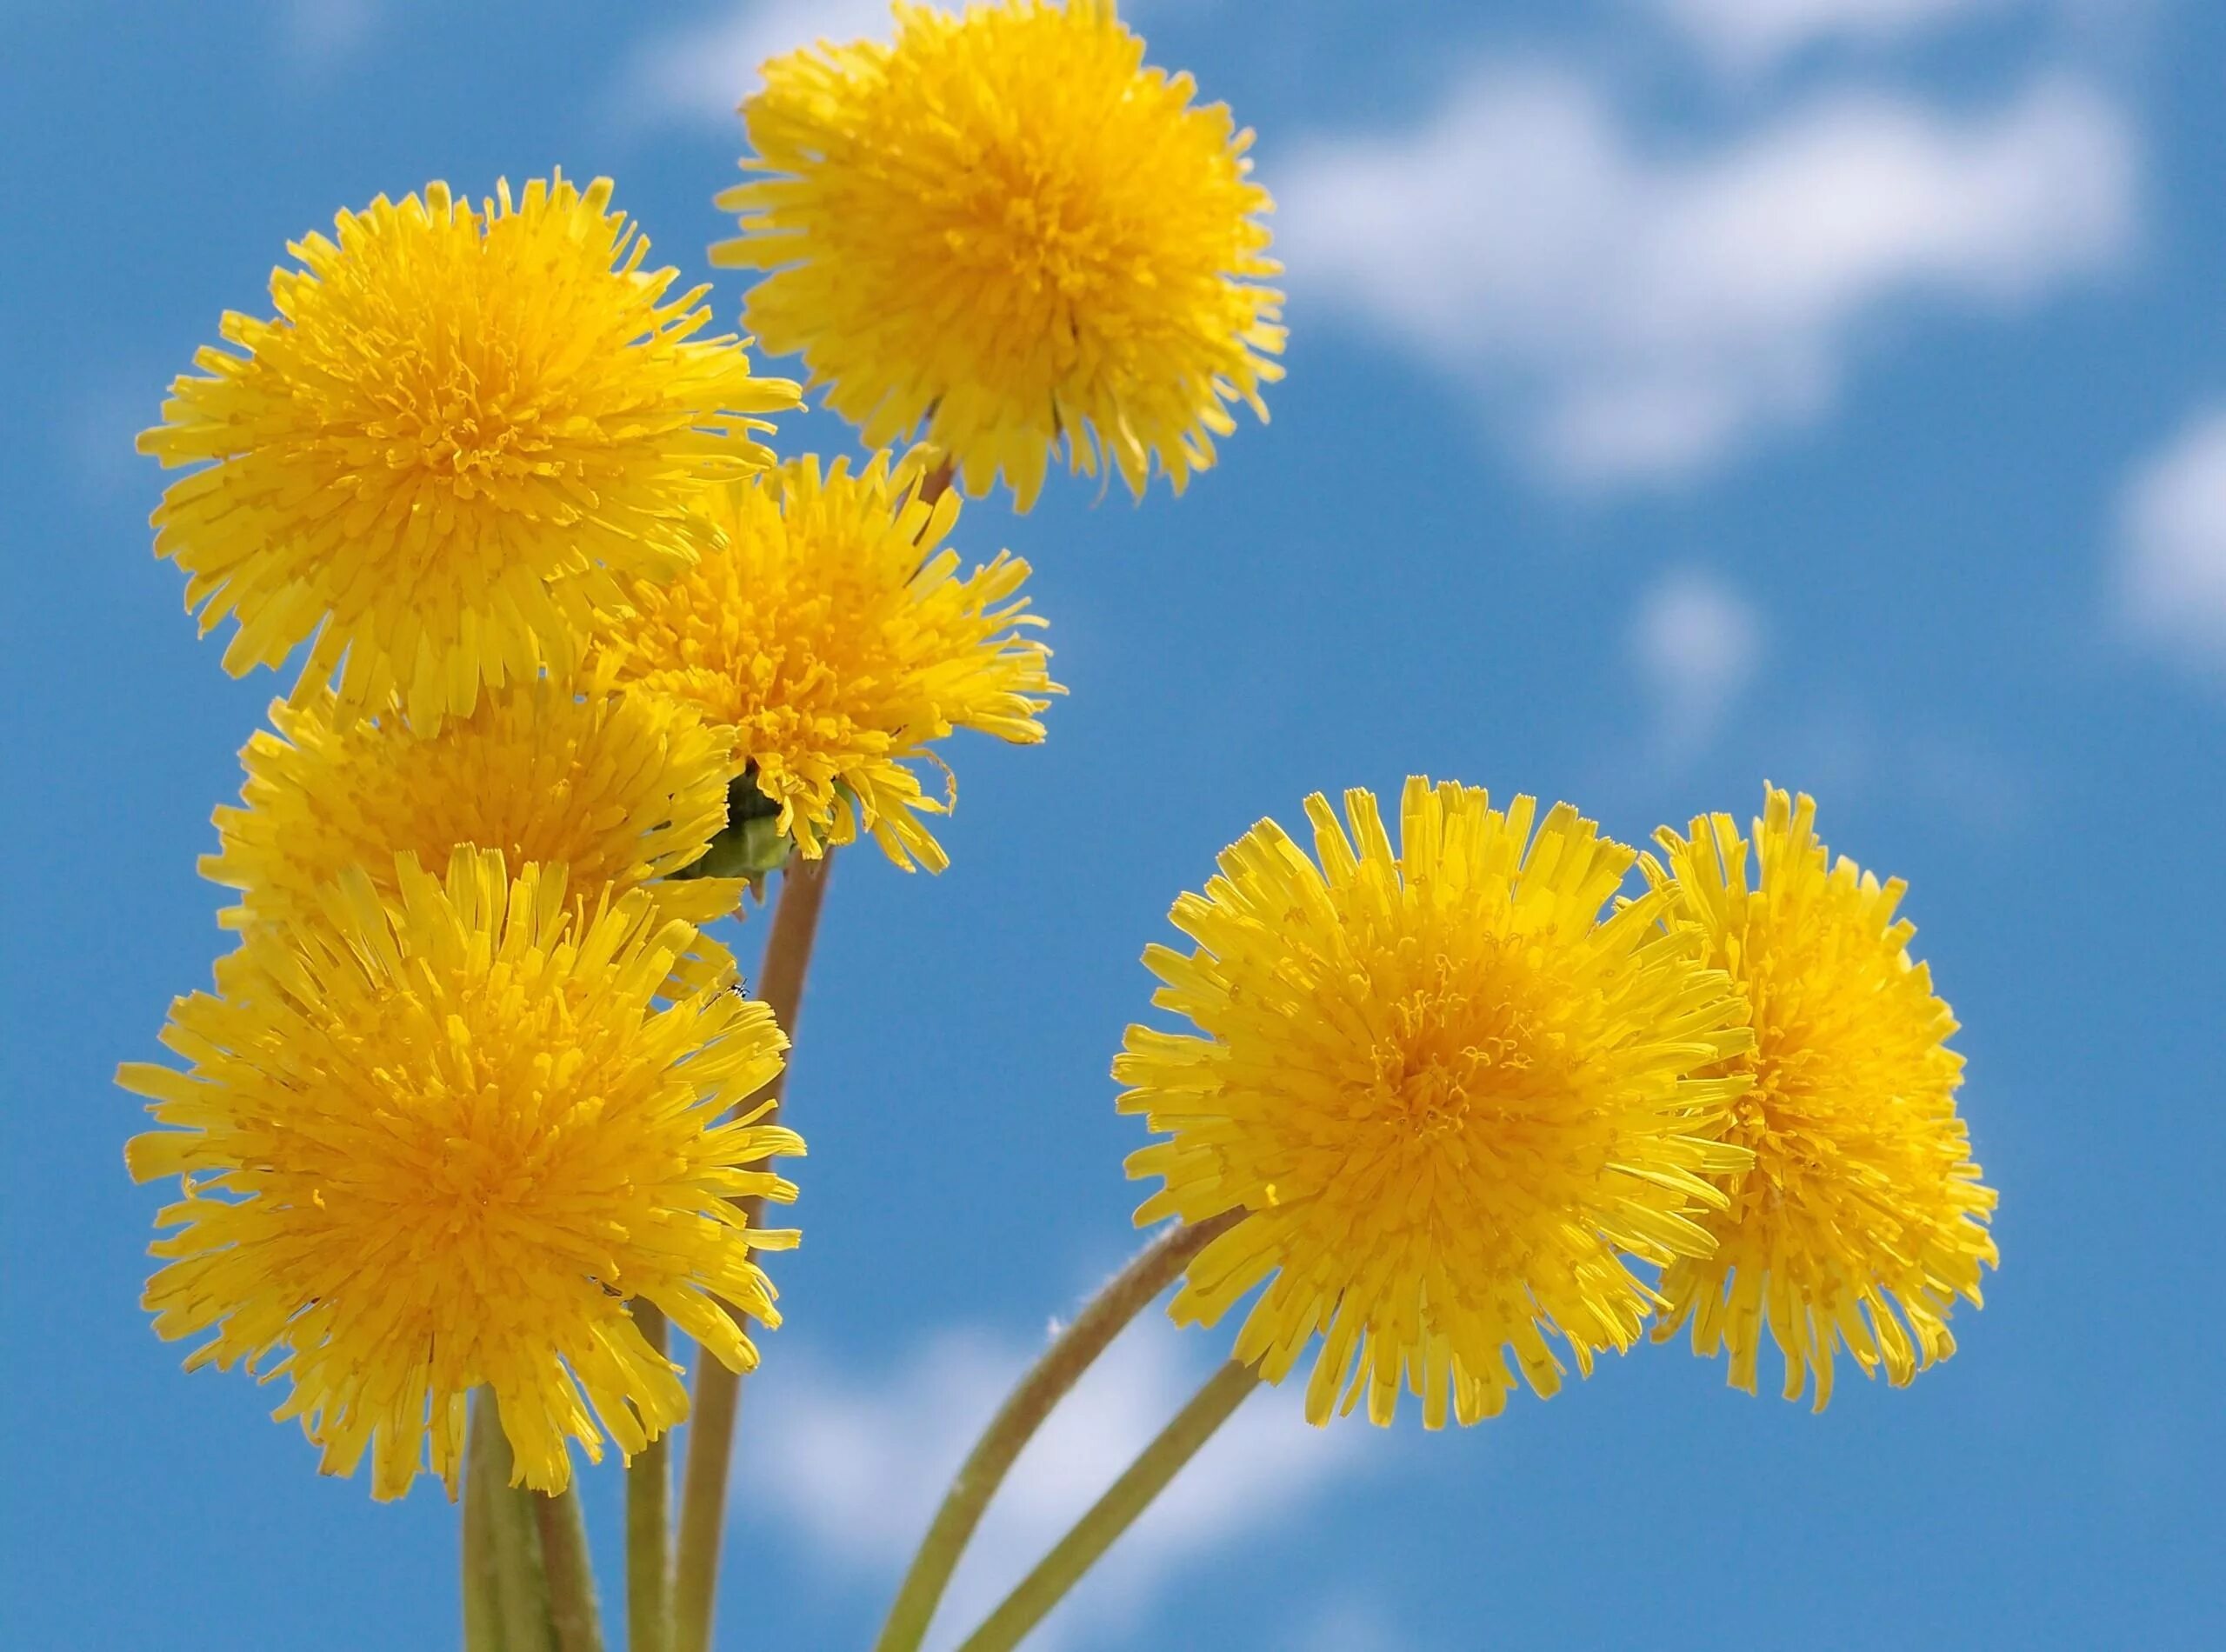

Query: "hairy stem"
<box><xmin>533</xmin><ymin>1485</ymin><xmax>606</xmax><ymax>1652</ymax></box>
<box><xmin>626</xmin><ymin>1303</ymin><xmax>672</xmax><ymax>1652</ymax></box>
<box><xmin>954</xmin><ymin>1361</ymin><xmax>1263</xmax><ymax>1652</ymax></box>
<box><xmin>672</xmin><ymin>850</ymin><xmax>835</xmax><ymax>1652</ymax></box>
<box><xmin>463</xmin><ymin>1396</ymin><xmax>503</xmax><ymax>1652</ymax></box>
<box><xmin>470</xmin><ymin>1390</ymin><xmax>556</xmax><ymax>1652</ymax></box>
<box><xmin>874</xmin><ymin>1211</ymin><xmax>1244</xmax><ymax>1652</ymax></box>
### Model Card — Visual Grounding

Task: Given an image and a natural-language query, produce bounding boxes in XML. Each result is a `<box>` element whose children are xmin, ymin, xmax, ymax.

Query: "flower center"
<box><xmin>1385</xmin><ymin>1055</ymin><xmax>1474</xmax><ymax>1140</ymax></box>
<box><xmin>940</xmin><ymin>137</ymin><xmax>1123</xmax><ymax>306</ymax></box>
<box><xmin>364</xmin><ymin>330</ymin><xmax>551</xmax><ymax>495</ymax></box>
<box><xmin>1371</xmin><ymin>968</ymin><xmax>1543</xmax><ymax>1144</ymax></box>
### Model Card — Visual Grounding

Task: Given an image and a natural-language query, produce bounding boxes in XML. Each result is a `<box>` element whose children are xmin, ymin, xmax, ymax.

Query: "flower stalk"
<box><xmin>954</xmin><ymin>1360</ymin><xmax>1263</xmax><ymax>1652</ymax></box>
<box><xmin>463</xmin><ymin>1406</ymin><xmax>503</xmax><ymax>1652</ymax></box>
<box><xmin>672</xmin><ymin>849</ymin><xmax>836</xmax><ymax>1652</ymax></box>
<box><xmin>467</xmin><ymin>1389</ymin><xmax>556</xmax><ymax>1652</ymax></box>
<box><xmin>533</xmin><ymin>1484</ymin><xmax>606</xmax><ymax>1652</ymax></box>
<box><xmin>874</xmin><ymin>1209</ymin><xmax>1244</xmax><ymax>1652</ymax></box>
<box><xmin>626</xmin><ymin>1304</ymin><xmax>673</xmax><ymax>1652</ymax></box>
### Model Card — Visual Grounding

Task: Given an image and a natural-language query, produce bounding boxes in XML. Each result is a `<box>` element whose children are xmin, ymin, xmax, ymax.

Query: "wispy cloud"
<box><xmin>276</xmin><ymin>0</ymin><xmax>377</xmax><ymax>77</ymax></box>
<box><xmin>2116</xmin><ymin>407</ymin><xmax>2226</xmax><ymax>676</ymax></box>
<box><xmin>741</xmin><ymin>1309</ymin><xmax>1370</xmax><ymax>1650</ymax></box>
<box><xmin>59</xmin><ymin>370</ymin><xmax>158</xmax><ymax>513</ymax></box>
<box><xmin>1280</xmin><ymin>70</ymin><xmax>2135</xmax><ymax>487</ymax></box>
<box><xmin>614</xmin><ymin>0</ymin><xmax>907</xmax><ymax>132</ymax></box>
<box><xmin>1630</xmin><ymin>568</ymin><xmax>1764</xmax><ymax>756</ymax></box>
<box><xmin>1643</xmin><ymin>0</ymin><xmax>2032</xmax><ymax>73</ymax></box>
<box><xmin>1291</xmin><ymin>1595</ymin><xmax>1410</xmax><ymax>1652</ymax></box>
<box><xmin>612</xmin><ymin>0</ymin><xmax>1182</xmax><ymax>134</ymax></box>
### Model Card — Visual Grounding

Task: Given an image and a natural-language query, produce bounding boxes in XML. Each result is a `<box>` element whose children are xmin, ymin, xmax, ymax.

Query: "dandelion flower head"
<box><xmin>203</xmin><ymin>678</ymin><xmax>748</xmax><ymax>937</ymax></box>
<box><xmin>1646</xmin><ymin>786</ymin><xmax>1998</xmax><ymax>1408</ymax></box>
<box><xmin>141</xmin><ymin>173</ymin><xmax>799</xmax><ymax>731</ymax></box>
<box><xmin>716</xmin><ymin>0</ymin><xmax>1283</xmax><ymax>510</ymax></box>
<box><xmin>123</xmin><ymin>850</ymin><xmax>801</xmax><ymax>1499</ymax></box>
<box><xmin>1117</xmin><ymin>779</ymin><xmax>1755</xmax><ymax>1428</ymax></box>
<box><xmin>593</xmin><ymin>450</ymin><xmax>1057</xmax><ymax>872</ymax></box>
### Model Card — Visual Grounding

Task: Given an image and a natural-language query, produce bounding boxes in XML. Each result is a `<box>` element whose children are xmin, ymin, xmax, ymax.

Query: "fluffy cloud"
<box><xmin>741</xmin><ymin>1309</ymin><xmax>1367</xmax><ymax>1650</ymax></box>
<box><xmin>1291</xmin><ymin>1596</ymin><xmax>1410</xmax><ymax>1652</ymax></box>
<box><xmin>615</xmin><ymin>0</ymin><xmax>905</xmax><ymax>129</ymax></box>
<box><xmin>1644</xmin><ymin>0</ymin><xmax>2032</xmax><ymax>72</ymax></box>
<box><xmin>1279</xmin><ymin>70</ymin><xmax>2134</xmax><ymax>486</ymax></box>
<box><xmin>2117</xmin><ymin>408</ymin><xmax>2226</xmax><ymax>674</ymax></box>
<box><xmin>1630</xmin><ymin>569</ymin><xmax>1764</xmax><ymax>755</ymax></box>
<box><xmin>615</xmin><ymin>0</ymin><xmax>1190</xmax><ymax>131</ymax></box>
<box><xmin>277</xmin><ymin>0</ymin><xmax>377</xmax><ymax>74</ymax></box>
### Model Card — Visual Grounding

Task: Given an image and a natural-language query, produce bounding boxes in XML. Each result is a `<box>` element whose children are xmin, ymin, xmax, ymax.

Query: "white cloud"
<box><xmin>277</xmin><ymin>0</ymin><xmax>377</xmax><ymax>74</ymax></box>
<box><xmin>615</xmin><ymin>0</ymin><xmax>1178</xmax><ymax>132</ymax></box>
<box><xmin>1630</xmin><ymin>569</ymin><xmax>1763</xmax><ymax>755</ymax></box>
<box><xmin>61</xmin><ymin>370</ymin><xmax>156</xmax><ymax>509</ymax></box>
<box><xmin>1646</xmin><ymin>0</ymin><xmax>2030</xmax><ymax>73</ymax></box>
<box><xmin>1280</xmin><ymin>70</ymin><xmax>2135</xmax><ymax>486</ymax></box>
<box><xmin>2117</xmin><ymin>408</ymin><xmax>2226</xmax><ymax>673</ymax></box>
<box><xmin>1291</xmin><ymin>1595</ymin><xmax>1409</xmax><ymax>1652</ymax></box>
<box><xmin>616</xmin><ymin>0</ymin><xmax>909</xmax><ymax>130</ymax></box>
<box><xmin>743</xmin><ymin>1310</ymin><xmax>1369</xmax><ymax>1650</ymax></box>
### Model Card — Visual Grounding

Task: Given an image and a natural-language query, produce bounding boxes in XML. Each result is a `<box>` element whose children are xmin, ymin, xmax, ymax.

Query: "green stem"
<box><xmin>873</xmin><ymin>1211</ymin><xmax>1244</xmax><ymax>1652</ymax></box>
<box><xmin>627</xmin><ymin>1304</ymin><xmax>673</xmax><ymax>1652</ymax></box>
<box><xmin>472</xmin><ymin>1390</ymin><xmax>556</xmax><ymax>1652</ymax></box>
<box><xmin>672</xmin><ymin>850</ymin><xmax>835</xmax><ymax>1652</ymax></box>
<box><xmin>534</xmin><ymin>1484</ymin><xmax>607</xmax><ymax>1652</ymax></box>
<box><xmin>952</xmin><ymin>1361</ymin><xmax>1263</xmax><ymax>1652</ymax></box>
<box><xmin>463</xmin><ymin>1397</ymin><xmax>504</xmax><ymax>1652</ymax></box>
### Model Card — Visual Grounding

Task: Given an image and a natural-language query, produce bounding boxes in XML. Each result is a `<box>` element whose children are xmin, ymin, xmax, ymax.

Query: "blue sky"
<box><xmin>4</xmin><ymin>0</ymin><xmax>2223</xmax><ymax>1647</ymax></box>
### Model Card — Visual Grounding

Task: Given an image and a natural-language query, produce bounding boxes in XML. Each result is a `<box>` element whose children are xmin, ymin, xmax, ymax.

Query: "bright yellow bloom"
<box><xmin>716</xmin><ymin>0</ymin><xmax>1283</xmax><ymax>510</ymax></box>
<box><xmin>122</xmin><ymin>850</ymin><xmax>801</xmax><ymax>1500</ymax></box>
<box><xmin>1646</xmin><ymin>787</ymin><xmax>1997</xmax><ymax>1408</ymax></box>
<box><xmin>593</xmin><ymin>452</ymin><xmax>1056</xmax><ymax>872</ymax></box>
<box><xmin>1117</xmin><ymin>779</ymin><xmax>1754</xmax><ymax>1428</ymax></box>
<box><xmin>140</xmin><ymin>173</ymin><xmax>799</xmax><ymax>732</ymax></box>
<box><xmin>203</xmin><ymin>679</ymin><xmax>747</xmax><ymax>936</ymax></box>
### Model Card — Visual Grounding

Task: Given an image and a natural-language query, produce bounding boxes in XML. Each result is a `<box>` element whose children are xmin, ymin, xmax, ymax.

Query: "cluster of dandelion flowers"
<box><xmin>718</xmin><ymin>0</ymin><xmax>1283</xmax><ymax>510</ymax></box>
<box><xmin>203</xmin><ymin>678</ymin><xmax>749</xmax><ymax>937</ymax></box>
<box><xmin>1116</xmin><ymin>779</ymin><xmax>1756</xmax><ymax>1429</ymax></box>
<box><xmin>140</xmin><ymin>173</ymin><xmax>799</xmax><ymax>732</ymax></box>
<box><xmin>122</xmin><ymin>850</ymin><xmax>802</xmax><ymax>1501</ymax></box>
<box><xmin>1646</xmin><ymin>788</ymin><xmax>1998</xmax><ymax>1408</ymax></box>
<box><xmin>593</xmin><ymin>450</ymin><xmax>1058</xmax><ymax>872</ymax></box>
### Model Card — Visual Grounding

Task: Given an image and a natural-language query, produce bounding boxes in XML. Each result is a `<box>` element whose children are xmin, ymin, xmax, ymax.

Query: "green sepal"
<box><xmin>675</xmin><ymin>767</ymin><xmax>794</xmax><ymax>890</ymax></box>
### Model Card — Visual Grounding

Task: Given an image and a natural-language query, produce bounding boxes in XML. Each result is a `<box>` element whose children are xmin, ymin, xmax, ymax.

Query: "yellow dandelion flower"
<box><xmin>1646</xmin><ymin>787</ymin><xmax>1998</xmax><ymax>1409</ymax></box>
<box><xmin>202</xmin><ymin>678</ymin><xmax>748</xmax><ymax>936</ymax></box>
<box><xmin>140</xmin><ymin>172</ymin><xmax>800</xmax><ymax>732</ymax></box>
<box><xmin>121</xmin><ymin>849</ymin><xmax>801</xmax><ymax>1500</ymax></box>
<box><xmin>1116</xmin><ymin>778</ymin><xmax>1755</xmax><ymax>1429</ymax></box>
<box><xmin>716</xmin><ymin>0</ymin><xmax>1283</xmax><ymax>510</ymax></box>
<box><xmin>593</xmin><ymin>451</ymin><xmax>1057</xmax><ymax>872</ymax></box>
